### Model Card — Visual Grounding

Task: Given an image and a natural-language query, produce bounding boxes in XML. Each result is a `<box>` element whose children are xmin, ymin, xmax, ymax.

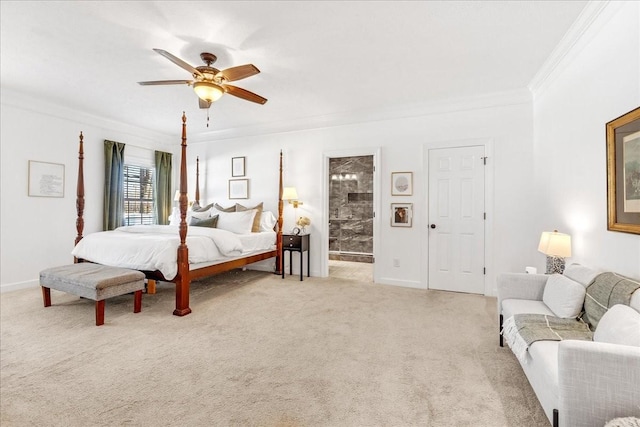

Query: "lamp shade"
<box><xmin>282</xmin><ymin>187</ymin><xmax>298</xmax><ymax>201</ymax></box>
<box><xmin>193</xmin><ymin>81</ymin><xmax>224</xmax><ymax>103</ymax></box>
<box><xmin>538</xmin><ymin>231</ymin><xmax>572</xmax><ymax>258</ymax></box>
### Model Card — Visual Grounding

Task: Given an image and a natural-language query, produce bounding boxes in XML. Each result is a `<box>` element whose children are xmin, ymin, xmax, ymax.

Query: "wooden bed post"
<box><xmin>74</xmin><ymin>131</ymin><xmax>85</xmax><ymax>263</ymax></box>
<box><xmin>174</xmin><ymin>112</ymin><xmax>192</xmax><ymax>316</ymax></box>
<box><xmin>195</xmin><ymin>156</ymin><xmax>200</xmax><ymax>207</ymax></box>
<box><xmin>276</xmin><ymin>150</ymin><xmax>283</xmax><ymax>275</ymax></box>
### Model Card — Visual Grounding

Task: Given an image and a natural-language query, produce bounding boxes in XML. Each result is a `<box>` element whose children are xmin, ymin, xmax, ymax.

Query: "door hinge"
<box><xmin>373</xmin><ymin>211</ymin><xmax>375</xmax><ymax>218</ymax></box>
<box><xmin>484</xmin><ymin>212</ymin><xmax>486</xmax><ymax>220</ymax></box>
<box><xmin>481</xmin><ymin>156</ymin><xmax>487</xmax><ymax>165</ymax></box>
<box><xmin>483</xmin><ymin>267</ymin><xmax>486</xmax><ymax>275</ymax></box>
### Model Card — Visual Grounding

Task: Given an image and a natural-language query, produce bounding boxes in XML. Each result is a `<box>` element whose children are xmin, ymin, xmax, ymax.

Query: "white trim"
<box><xmin>376</xmin><ymin>278</ymin><xmax>423</xmax><ymax>289</ymax></box>
<box><xmin>190</xmin><ymin>89</ymin><xmax>531</xmax><ymax>143</ymax></box>
<box><xmin>1</xmin><ymin>279</ymin><xmax>39</xmax><ymax>293</ymax></box>
<box><xmin>528</xmin><ymin>1</ymin><xmax>621</xmax><ymax>97</ymax></box>
<box><xmin>321</xmin><ymin>148</ymin><xmax>381</xmax><ymax>283</ymax></box>
<box><xmin>422</xmin><ymin>138</ymin><xmax>495</xmax><ymax>296</ymax></box>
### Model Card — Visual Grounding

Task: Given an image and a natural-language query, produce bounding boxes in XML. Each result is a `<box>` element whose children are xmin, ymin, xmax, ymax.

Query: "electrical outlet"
<box><xmin>393</xmin><ymin>259</ymin><xmax>400</xmax><ymax>267</ymax></box>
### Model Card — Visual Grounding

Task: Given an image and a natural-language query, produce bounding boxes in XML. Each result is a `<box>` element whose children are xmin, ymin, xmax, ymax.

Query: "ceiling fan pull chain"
<box><xmin>207</xmin><ymin>108</ymin><xmax>210</xmax><ymax>128</ymax></box>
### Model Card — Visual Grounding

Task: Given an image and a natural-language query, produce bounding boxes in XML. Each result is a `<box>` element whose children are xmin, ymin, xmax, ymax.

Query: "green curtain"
<box><xmin>103</xmin><ymin>140</ymin><xmax>125</xmax><ymax>231</ymax></box>
<box><xmin>155</xmin><ymin>150</ymin><xmax>172</xmax><ymax>225</ymax></box>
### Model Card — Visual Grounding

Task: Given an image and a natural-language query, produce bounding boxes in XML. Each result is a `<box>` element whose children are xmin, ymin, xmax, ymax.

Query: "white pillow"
<box><xmin>594</xmin><ymin>304</ymin><xmax>640</xmax><ymax>347</ymax></box>
<box><xmin>259</xmin><ymin>210</ymin><xmax>277</xmax><ymax>232</ymax></box>
<box><xmin>216</xmin><ymin>210</ymin><xmax>257</xmax><ymax>234</ymax></box>
<box><xmin>542</xmin><ymin>274</ymin><xmax>586</xmax><ymax>318</ymax></box>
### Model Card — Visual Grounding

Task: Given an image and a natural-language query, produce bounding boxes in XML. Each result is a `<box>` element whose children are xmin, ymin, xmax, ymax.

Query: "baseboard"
<box><xmin>376</xmin><ymin>277</ymin><xmax>425</xmax><ymax>289</ymax></box>
<box><xmin>1</xmin><ymin>279</ymin><xmax>39</xmax><ymax>293</ymax></box>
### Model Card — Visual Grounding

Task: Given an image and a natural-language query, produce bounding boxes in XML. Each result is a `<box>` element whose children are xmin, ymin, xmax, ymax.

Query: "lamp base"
<box><xmin>546</xmin><ymin>256</ymin><xmax>566</xmax><ymax>275</ymax></box>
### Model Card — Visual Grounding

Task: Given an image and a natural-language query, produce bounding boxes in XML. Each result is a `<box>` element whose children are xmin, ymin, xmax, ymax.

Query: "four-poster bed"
<box><xmin>73</xmin><ymin>113</ymin><xmax>284</xmax><ymax>316</ymax></box>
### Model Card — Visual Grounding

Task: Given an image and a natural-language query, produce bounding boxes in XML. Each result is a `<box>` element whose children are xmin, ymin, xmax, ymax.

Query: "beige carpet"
<box><xmin>0</xmin><ymin>270</ymin><xmax>548</xmax><ymax>426</ymax></box>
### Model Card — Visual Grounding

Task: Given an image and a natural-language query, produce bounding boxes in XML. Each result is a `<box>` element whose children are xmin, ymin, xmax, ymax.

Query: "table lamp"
<box><xmin>538</xmin><ymin>230</ymin><xmax>572</xmax><ymax>274</ymax></box>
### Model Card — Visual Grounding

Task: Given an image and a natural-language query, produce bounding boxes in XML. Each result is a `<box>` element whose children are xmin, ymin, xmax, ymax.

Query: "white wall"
<box><xmin>0</xmin><ymin>91</ymin><xmax>175</xmax><ymax>291</ymax></box>
<box><xmin>532</xmin><ymin>1</ymin><xmax>640</xmax><ymax>279</ymax></box>
<box><xmin>187</xmin><ymin>95</ymin><xmax>536</xmax><ymax>294</ymax></box>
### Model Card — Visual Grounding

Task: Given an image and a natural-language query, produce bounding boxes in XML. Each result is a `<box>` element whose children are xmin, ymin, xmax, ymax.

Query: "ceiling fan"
<box><xmin>138</xmin><ymin>48</ymin><xmax>267</xmax><ymax>109</ymax></box>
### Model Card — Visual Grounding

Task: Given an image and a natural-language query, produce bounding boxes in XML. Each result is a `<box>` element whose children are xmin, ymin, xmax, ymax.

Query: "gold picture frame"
<box><xmin>606</xmin><ymin>106</ymin><xmax>640</xmax><ymax>234</ymax></box>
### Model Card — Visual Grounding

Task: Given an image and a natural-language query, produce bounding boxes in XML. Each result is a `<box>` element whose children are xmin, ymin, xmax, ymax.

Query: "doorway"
<box><xmin>322</xmin><ymin>149</ymin><xmax>380</xmax><ymax>283</ymax></box>
<box><xmin>427</xmin><ymin>145</ymin><xmax>486</xmax><ymax>294</ymax></box>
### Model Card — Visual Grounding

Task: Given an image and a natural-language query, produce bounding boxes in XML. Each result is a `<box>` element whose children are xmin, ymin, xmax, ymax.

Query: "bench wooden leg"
<box><xmin>134</xmin><ymin>290</ymin><xmax>142</xmax><ymax>313</ymax></box>
<box><xmin>147</xmin><ymin>279</ymin><xmax>156</xmax><ymax>294</ymax></box>
<box><xmin>95</xmin><ymin>300</ymin><xmax>105</xmax><ymax>326</ymax></box>
<box><xmin>41</xmin><ymin>286</ymin><xmax>51</xmax><ymax>307</ymax></box>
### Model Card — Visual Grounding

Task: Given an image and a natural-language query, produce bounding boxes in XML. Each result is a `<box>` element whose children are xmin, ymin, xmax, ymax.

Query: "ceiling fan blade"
<box><xmin>199</xmin><ymin>98</ymin><xmax>212</xmax><ymax>109</ymax></box>
<box><xmin>138</xmin><ymin>80</ymin><xmax>193</xmax><ymax>86</ymax></box>
<box><xmin>225</xmin><ymin>85</ymin><xmax>267</xmax><ymax>104</ymax></box>
<box><xmin>153</xmin><ymin>48</ymin><xmax>203</xmax><ymax>78</ymax></box>
<box><xmin>217</xmin><ymin>64</ymin><xmax>260</xmax><ymax>82</ymax></box>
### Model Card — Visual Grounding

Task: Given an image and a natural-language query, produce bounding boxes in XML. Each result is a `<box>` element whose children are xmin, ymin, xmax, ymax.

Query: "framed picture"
<box><xmin>229</xmin><ymin>179</ymin><xmax>249</xmax><ymax>199</ymax></box>
<box><xmin>391</xmin><ymin>172</ymin><xmax>413</xmax><ymax>196</ymax></box>
<box><xmin>232</xmin><ymin>156</ymin><xmax>246</xmax><ymax>177</ymax></box>
<box><xmin>607</xmin><ymin>106</ymin><xmax>640</xmax><ymax>234</ymax></box>
<box><xmin>28</xmin><ymin>160</ymin><xmax>64</xmax><ymax>198</ymax></box>
<box><xmin>391</xmin><ymin>203</ymin><xmax>413</xmax><ymax>227</ymax></box>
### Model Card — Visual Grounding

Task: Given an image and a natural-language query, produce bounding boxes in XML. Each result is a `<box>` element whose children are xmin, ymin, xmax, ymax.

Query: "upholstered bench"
<box><xmin>40</xmin><ymin>263</ymin><xmax>145</xmax><ymax>326</ymax></box>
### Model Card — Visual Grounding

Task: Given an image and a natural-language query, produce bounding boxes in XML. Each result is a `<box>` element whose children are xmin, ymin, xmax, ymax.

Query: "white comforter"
<box><xmin>71</xmin><ymin>225</ymin><xmax>243</xmax><ymax>280</ymax></box>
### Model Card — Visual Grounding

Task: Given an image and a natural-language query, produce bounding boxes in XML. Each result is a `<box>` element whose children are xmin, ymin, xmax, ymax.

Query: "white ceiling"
<box><xmin>1</xmin><ymin>1</ymin><xmax>588</xmax><ymax>139</ymax></box>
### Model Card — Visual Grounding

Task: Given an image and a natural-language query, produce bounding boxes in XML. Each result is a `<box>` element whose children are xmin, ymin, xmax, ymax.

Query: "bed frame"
<box><xmin>74</xmin><ymin>113</ymin><xmax>284</xmax><ymax>316</ymax></box>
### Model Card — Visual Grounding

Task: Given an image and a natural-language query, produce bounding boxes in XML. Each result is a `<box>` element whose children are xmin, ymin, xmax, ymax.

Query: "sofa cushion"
<box><xmin>593</xmin><ymin>304</ymin><xmax>640</xmax><ymax>347</ymax></box>
<box><xmin>502</xmin><ymin>299</ymin><xmax>555</xmax><ymax>319</ymax></box>
<box><xmin>543</xmin><ymin>274</ymin><xmax>586</xmax><ymax>319</ymax></box>
<box><xmin>563</xmin><ymin>263</ymin><xmax>599</xmax><ymax>288</ymax></box>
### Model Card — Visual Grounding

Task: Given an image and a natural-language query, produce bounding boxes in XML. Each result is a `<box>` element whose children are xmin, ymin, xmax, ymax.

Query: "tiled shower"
<box><xmin>328</xmin><ymin>155</ymin><xmax>374</xmax><ymax>263</ymax></box>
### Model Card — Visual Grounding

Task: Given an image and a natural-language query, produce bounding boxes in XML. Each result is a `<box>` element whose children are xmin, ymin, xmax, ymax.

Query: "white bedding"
<box><xmin>71</xmin><ymin>225</ymin><xmax>275</xmax><ymax>280</ymax></box>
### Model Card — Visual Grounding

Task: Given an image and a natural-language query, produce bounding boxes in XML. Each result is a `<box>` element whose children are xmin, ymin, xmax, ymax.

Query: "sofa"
<box><xmin>497</xmin><ymin>263</ymin><xmax>640</xmax><ymax>427</ymax></box>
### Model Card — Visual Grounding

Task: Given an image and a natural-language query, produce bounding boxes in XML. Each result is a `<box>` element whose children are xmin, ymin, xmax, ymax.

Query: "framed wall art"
<box><xmin>28</xmin><ymin>160</ymin><xmax>65</xmax><ymax>198</ymax></box>
<box><xmin>232</xmin><ymin>156</ymin><xmax>246</xmax><ymax>177</ymax></box>
<box><xmin>391</xmin><ymin>172</ymin><xmax>413</xmax><ymax>196</ymax></box>
<box><xmin>229</xmin><ymin>178</ymin><xmax>249</xmax><ymax>199</ymax></box>
<box><xmin>606</xmin><ymin>106</ymin><xmax>640</xmax><ymax>234</ymax></box>
<box><xmin>391</xmin><ymin>203</ymin><xmax>413</xmax><ymax>227</ymax></box>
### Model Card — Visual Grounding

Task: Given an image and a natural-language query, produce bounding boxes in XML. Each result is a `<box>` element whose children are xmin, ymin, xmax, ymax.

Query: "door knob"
<box><xmin>430</xmin><ymin>224</ymin><xmax>436</xmax><ymax>229</ymax></box>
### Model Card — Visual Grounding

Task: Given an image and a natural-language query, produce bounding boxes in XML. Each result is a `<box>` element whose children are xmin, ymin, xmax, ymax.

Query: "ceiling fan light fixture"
<box><xmin>193</xmin><ymin>81</ymin><xmax>224</xmax><ymax>102</ymax></box>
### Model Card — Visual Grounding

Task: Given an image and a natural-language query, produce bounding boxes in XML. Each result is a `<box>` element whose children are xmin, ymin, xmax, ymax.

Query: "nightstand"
<box><xmin>281</xmin><ymin>233</ymin><xmax>310</xmax><ymax>281</ymax></box>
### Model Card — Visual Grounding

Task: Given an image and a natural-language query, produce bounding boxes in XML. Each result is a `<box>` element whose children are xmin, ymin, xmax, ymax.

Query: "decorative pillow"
<box><xmin>593</xmin><ymin>304</ymin><xmax>640</xmax><ymax>347</ymax></box>
<box><xmin>563</xmin><ymin>263</ymin><xmax>599</xmax><ymax>288</ymax></box>
<box><xmin>214</xmin><ymin>203</ymin><xmax>236</xmax><ymax>213</ymax></box>
<box><xmin>236</xmin><ymin>202</ymin><xmax>263</xmax><ymax>232</ymax></box>
<box><xmin>542</xmin><ymin>274</ymin><xmax>586</xmax><ymax>319</ymax></box>
<box><xmin>192</xmin><ymin>202</ymin><xmax>214</xmax><ymax>213</ymax></box>
<box><xmin>216</xmin><ymin>210</ymin><xmax>257</xmax><ymax>234</ymax></box>
<box><xmin>259</xmin><ymin>210</ymin><xmax>277</xmax><ymax>232</ymax></box>
<box><xmin>189</xmin><ymin>214</ymin><xmax>219</xmax><ymax>228</ymax></box>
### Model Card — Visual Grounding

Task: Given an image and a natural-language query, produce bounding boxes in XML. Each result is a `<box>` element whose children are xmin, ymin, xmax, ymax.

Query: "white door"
<box><xmin>428</xmin><ymin>145</ymin><xmax>485</xmax><ymax>294</ymax></box>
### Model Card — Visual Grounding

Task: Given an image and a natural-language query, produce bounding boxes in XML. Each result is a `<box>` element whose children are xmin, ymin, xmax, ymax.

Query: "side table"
<box><xmin>282</xmin><ymin>233</ymin><xmax>310</xmax><ymax>281</ymax></box>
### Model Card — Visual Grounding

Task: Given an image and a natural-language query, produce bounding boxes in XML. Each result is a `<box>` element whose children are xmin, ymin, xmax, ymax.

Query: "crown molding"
<box><xmin>189</xmin><ymin>88</ymin><xmax>532</xmax><ymax>143</ymax></box>
<box><xmin>1</xmin><ymin>88</ymin><xmax>174</xmax><ymax>146</ymax></box>
<box><xmin>528</xmin><ymin>1</ymin><xmax>622</xmax><ymax>97</ymax></box>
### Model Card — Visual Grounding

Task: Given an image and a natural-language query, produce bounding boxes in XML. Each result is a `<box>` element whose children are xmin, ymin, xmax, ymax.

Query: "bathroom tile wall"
<box><xmin>329</xmin><ymin>155</ymin><xmax>374</xmax><ymax>257</ymax></box>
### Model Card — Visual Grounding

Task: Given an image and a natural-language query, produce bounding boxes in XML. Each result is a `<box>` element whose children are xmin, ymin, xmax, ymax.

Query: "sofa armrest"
<box><xmin>558</xmin><ymin>340</ymin><xmax>640</xmax><ymax>427</ymax></box>
<box><xmin>496</xmin><ymin>273</ymin><xmax>548</xmax><ymax>313</ymax></box>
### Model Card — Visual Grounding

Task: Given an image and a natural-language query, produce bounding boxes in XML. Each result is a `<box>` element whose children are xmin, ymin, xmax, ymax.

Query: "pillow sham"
<box><xmin>214</xmin><ymin>203</ymin><xmax>236</xmax><ymax>213</ymax></box>
<box><xmin>236</xmin><ymin>202</ymin><xmax>263</xmax><ymax>232</ymax></box>
<box><xmin>259</xmin><ymin>210</ymin><xmax>277</xmax><ymax>232</ymax></box>
<box><xmin>542</xmin><ymin>274</ymin><xmax>586</xmax><ymax>319</ymax></box>
<box><xmin>216</xmin><ymin>210</ymin><xmax>257</xmax><ymax>234</ymax></box>
<box><xmin>189</xmin><ymin>214</ymin><xmax>219</xmax><ymax>228</ymax></box>
<box><xmin>192</xmin><ymin>202</ymin><xmax>214</xmax><ymax>213</ymax></box>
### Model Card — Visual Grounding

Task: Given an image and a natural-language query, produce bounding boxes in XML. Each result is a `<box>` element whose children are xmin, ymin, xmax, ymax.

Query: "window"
<box><xmin>124</xmin><ymin>164</ymin><xmax>155</xmax><ymax>225</ymax></box>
